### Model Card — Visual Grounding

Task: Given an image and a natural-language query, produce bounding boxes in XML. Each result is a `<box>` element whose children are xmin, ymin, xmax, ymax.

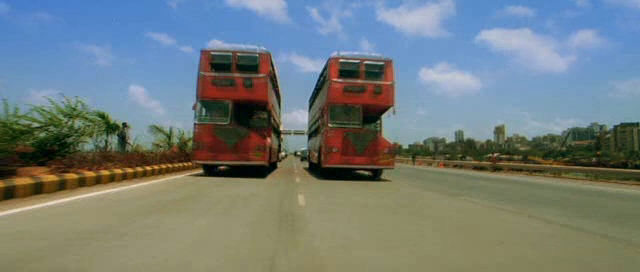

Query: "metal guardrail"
<box><xmin>396</xmin><ymin>157</ymin><xmax>640</xmax><ymax>182</ymax></box>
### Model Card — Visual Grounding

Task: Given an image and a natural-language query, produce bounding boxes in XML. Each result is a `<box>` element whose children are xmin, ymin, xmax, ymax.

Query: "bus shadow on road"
<box><xmin>303</xmin><ymin>167</ymin><xmax>391</xmax><ymax>182</ymax></box>
<box><xmin>191</xmin><ymin>166</ymin><xmax>274</xmax><ymax>180</ymax></box>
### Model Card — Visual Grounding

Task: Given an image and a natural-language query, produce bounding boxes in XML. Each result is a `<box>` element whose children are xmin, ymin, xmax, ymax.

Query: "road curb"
<box><xmin>0</xmin><ymin>162</ymin><xmax>198</xmax><ymax>201</ymax></box>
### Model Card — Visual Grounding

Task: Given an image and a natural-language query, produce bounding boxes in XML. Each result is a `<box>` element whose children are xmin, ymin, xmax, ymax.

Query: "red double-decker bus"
<box><xmin>307</xmin><ymin>53</ymin><xmax>395</xmax><ymax>179</ymax></box>
<box><xmin>192</xmin><ymin>47</ymin><xmax>282</xmax><ymax>176</ymax></box>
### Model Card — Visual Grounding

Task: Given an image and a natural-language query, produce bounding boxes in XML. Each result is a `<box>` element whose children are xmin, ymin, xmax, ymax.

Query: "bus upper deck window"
<box><xmin>339</xmin><ymin>60</ymin><xmax>360</xmax><ymax>79</ymax></box>
<box><xmin>210</xmin><ymin>53</ymin><xmax>232</xmax><ymax>72</ymax></box>
<box><xmin>195</xmin><ymin>100</ymin><xmax>231</xmax><ymax>124</ymax></box>
<box><xmin>237</xmin><ymin>54</ymin><xmax>260</xmax><ymax>73</ymax></box>
<box><xmin>364</xmin><ymin>61</ymin><xmax>385</xmax><ymax>80</ymax></box>
<box><xmin>329</xmin><ymin>104</ymin><xmax>362</xmax><ymax>128</ymax></box>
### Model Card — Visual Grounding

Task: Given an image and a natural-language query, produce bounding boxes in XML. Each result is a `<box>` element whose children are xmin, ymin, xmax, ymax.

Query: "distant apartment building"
<box><xmin>408</xmin><ymin>142</ymin><xmax>425</xmax><ymax>153</ymax></box>
<box><xmin>507</xmin><ymin>133</ymin><xmax>529</xmax><ymax>151</ymax></box>
<box><xmin>423</xmin><ymin>137</ymin><xmax>447</xmax><ymax>153</ymax></box>
<box><xmin>531</xmin><ymin>134</ymin><xmax>563</xmax><ymax>150</ymax></box>
<box><xmin>561</xmin><ymin>123</ymin><xmax>607</xmax><ymax>147</ymax></box>
<box><xmin>588</xmin><ymin>122</ymin><xmax>608</xmax><ymax>135</ymax></box>
<box><xmin>454</xmin><ymin>130</ymin><xmax>464</xmax><ymax>143</ymax></box>
<box><xmin>612</xmin><ymin>122</ymin><xmax>640</xmax><ymax>152</ymax></box>
<box><xmin>494</xmin><ymin>124</ymin><xmax>506</xmax><ymax>146</ymax></box>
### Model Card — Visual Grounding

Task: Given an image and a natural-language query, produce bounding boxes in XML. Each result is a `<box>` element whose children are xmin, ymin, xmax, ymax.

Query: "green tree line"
<box><xmin>0</xmin><ymin>96</ymin><xmax>192</xmax><ymax>166</ymax></box>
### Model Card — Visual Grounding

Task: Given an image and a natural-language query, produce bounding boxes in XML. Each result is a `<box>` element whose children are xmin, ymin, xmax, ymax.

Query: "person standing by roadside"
<box><xmin>117</xmin><ymin>122</ymin><xmax>130</xmax><ymax>152</ymax></box>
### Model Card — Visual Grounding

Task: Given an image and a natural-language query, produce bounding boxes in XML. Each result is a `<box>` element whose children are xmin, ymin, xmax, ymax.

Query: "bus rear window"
<box><xmin>339</xmin><ymin>60</ymin><xmax>360</xmax><ymax>79</ymax></box>
<box><xmin>364</xmin><ymin>61</ymin><xmax>385</xmax><ymax>80</ymax></box>
<box><xmin>234</xmin><ymin>104</ymin><xmax>269</xmax><ymax>128</ymax></box>
<box><xmin>237</xmin><ymin>54</ymin><xmax>260</xmax><ymax>73</ymax></box>
<box><xmin>329</xmin><ymin>105</ymin><xmax>362</xmax><ymax>128</ymax></box>
<box><xmin>195</xmin><ymin>100</ymin><xmax>231</xmax><ymax>124</ymax></box>
<box><xmin>210</xmin><ymin>53</ymin><xmax>232</xmax><ymax>72</ymax></box>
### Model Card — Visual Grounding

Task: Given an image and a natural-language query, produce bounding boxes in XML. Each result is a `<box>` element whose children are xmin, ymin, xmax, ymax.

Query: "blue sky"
<box><xmin>1</xmin><ymin>0</ymin><xmax>639</xmax><ymax>150</ymax></box>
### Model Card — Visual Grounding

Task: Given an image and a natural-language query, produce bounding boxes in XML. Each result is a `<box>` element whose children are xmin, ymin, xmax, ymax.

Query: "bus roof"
<box><xmin>202</xmin><ymin>45</ymin><xmax>270</xmax><ymax>54</ymax></box>
<box><xmin>330</xmin><ymin>51</ymin><xmax>391</xmax><ymax>61</ymax></box>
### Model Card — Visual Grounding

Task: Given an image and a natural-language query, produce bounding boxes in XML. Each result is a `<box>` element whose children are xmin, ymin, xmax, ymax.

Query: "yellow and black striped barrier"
<box><xmin>0</xmin><ymin>162</ymin><xmax>198</xmax><ymax>201</ymax></box>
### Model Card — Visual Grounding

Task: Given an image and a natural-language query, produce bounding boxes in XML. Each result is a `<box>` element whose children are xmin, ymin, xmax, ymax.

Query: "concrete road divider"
<box><xmin>0</xmin><ymin>162</ymin><xmax>198</xmax><ymax>201</ymax></box>
<box><xmin>397</xmin><ymin>157</ymin><xmax>640</xmax><ymax>184</ymax></box>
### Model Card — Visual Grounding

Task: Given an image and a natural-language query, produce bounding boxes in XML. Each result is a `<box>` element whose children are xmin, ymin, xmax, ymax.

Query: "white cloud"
<box><xmin>179</xmin><ymin>46</ymin><xmax>194</xmax><ymax>53</ymax></box>
<box><xmin>418</xmin><ymin>62</ymin><xmax>483</xmax><ymax>97</ymax></box>
<box><xmin>567</xmin><ymin>29</ymin><xmax>606</xmax><ymax>50</ymax></box>
<box><xmin>282</xmin><ymin>109</ymin><xmax>308</xmax><ymax>129</ymax></box>
<box><xmin>29</xmin><ymin>11</ymin><xmax>56</xmax><ymax>22</ymax></box>
<box><xmin>500</xmin><ymin>5</ymin><xmax>536</xmax><ymax>18</ymax></box>
<box><xmin>574</xmin><ymin>0</ymin><xmax>591</xmax><ymax>7</ymax></box>
<box><xmin>0</xmin><ymin>2</ymin><xmax>10</xmax><ymax>15</ymax></box>
<box><xmin>376</xmin><ymin>0</ymin><xmax>456</xmax><ymax>38</ymax></box>
<box><xmin>78</xmin><ymin>44</ymin><xmax>114</xmax><ymax>67</ymax></box>
<box><xmin>306</xmin><ymin>6</ymin><xmax>349</xmax><ymax>36</ymax></box>
<box><xmin>360</xmin><ymin>38</ymin><xmax>375</xmax><ymax>52</ymax></box>
<box><xmin>281</xmin><ymin>53</ymin><xmax>324</xmax><ymax>73</ymax></box>
<box><xmin>206</xmin><ymin>39</ymin><xmax>264</xmax><ymax>50</ymax></box>
<box><xmin>167</xmin><ymin>0</ymin><xmax>185</xmax><ymax>9</ymax></box>
<box><xmin>128</xmin><ymin>84</ymin><xmax>166</xmax><ymax>116</ymax></box>
<box><xmin>475</xmin><ymin>28</ymin><xmax>575</xmax><ymax>73</ymax></box>
<box><xmin>25</xmin><ymin>89</ymin><xmax>60</xmax><ymax>105</ymax></box>
<box><xmin>225</xmin><ymin>0</ymin><xmax>290</xmax><ymax>23</ymax></box>
<box><xmin>605</xmin><ymin>0</ymin><xmax>640</xmax><ymax>9</ymax></box>
<box><xmin>520</xmin><ymin>113</ymin><xmax>581</xmax><ymax>136</ymax></box>
<box><xmin>475</xmin><ymin>28</ymin><xmax>607</xmax><ymax>73</ymax></box>
<box><xmin>610</xmin><ymin>78</ymin><xmax>640</xmax><ymax>97</ymax></box>
<box><xmin>145</xmin><ymin>32</ymin><xmax>177</xmax><ymax>46</ymax></box>
<box><xmin>145</xmin><ymin>32</ymin><xmax>194</xmax><ymax>54</ymax></box>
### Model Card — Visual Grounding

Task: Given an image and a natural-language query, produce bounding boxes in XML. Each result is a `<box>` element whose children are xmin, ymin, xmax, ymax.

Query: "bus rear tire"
<box><xmin>309</xmin><ymin>160</ymin><xmax>317</xmax><ymax>171</ymax></box>
<box><xmin>316</xmin><ymin>153</ymin><xmax>327</xmax><ymax>178</ymax></box>
<box><xmin>203</xmin><ymin>165</ymin><xmax>217</xmax><ymax>176</ymax></box>
<box><xmin>371</xmin><ymin>169</ymin><xmax>383</xmax><ymax>180</ymax></box>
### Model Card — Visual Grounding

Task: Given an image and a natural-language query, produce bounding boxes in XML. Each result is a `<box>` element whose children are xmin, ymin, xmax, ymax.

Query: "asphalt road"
<box><xmin>1</xmin><ymin>158</ymin><xmax>639</xmax><ymax>271</ymax></box>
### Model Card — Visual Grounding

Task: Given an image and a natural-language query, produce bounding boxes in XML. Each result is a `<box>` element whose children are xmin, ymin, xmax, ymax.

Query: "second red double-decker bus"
<box><xmin>192</xmin><ymin>46</ymin><xmax>282</xmax><ymax>176</ymax></box>
<box><xmin>307</xmin><ymin>52</ymin><xmax>395</xmax><ymax>179</ymax></box>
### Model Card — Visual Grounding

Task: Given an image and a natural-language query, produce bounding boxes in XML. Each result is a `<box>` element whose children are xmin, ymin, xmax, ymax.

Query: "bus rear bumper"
<box><xmin>194</xmin><ymin>160</ymin><xmax>269</xmax><ymax>166</ymax></box>
<box><xmin>322</xmin><ymin>164</ymin><xmax>394</xmax><ymax>170</ymax></box>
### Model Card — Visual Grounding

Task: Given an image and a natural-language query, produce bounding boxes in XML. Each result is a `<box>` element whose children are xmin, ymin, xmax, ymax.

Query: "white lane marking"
<box><xmin>0</xmin><ymin>171</ymin><xmax>200</xmax><ymax>218</ymax></box>
<box><xmin>295</xmin><ymin>177</ymin><xmax>300</xmax><ymax>183</ymax></box>
<box><xmin>297</xmin><ymin>193</ymin><xmax>306</xmax><ymax>207</ymax></box>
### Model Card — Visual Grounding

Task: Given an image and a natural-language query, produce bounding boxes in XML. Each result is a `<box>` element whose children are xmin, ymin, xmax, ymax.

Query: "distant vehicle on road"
<box><xmin>192</xmin><ymin>46</ymin><xmax>282</xmax><ymax>176</ymax></box>
<box><xmin>299</xmin><ymin>149</ymin><xmax>309</xmax><ymax>161</ymax></box>
<box><xmin>306</xmin><ymin>52</ymin><xmax>395</xmax><ymax>179</ymax></box>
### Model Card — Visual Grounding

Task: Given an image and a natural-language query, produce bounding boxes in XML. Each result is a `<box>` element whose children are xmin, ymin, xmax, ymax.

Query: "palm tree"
<box><xmin>148</xmin><ymin>125</ymin><xmax>192</xmax><ymax>153</ymax></box>
<box><xmin>92</xmin><ymin>110</ymin><xmax>121</xmax><ymax>151</ymax></box>
<box><xmin>148</xmin><ymin>124</ymin><xmax>176</xmax><ymax>151</ymax></box>
<box><xmin>176</xmin><ymin>129</ymin><xmax>193</xmax><ymax>153</ymax></box>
